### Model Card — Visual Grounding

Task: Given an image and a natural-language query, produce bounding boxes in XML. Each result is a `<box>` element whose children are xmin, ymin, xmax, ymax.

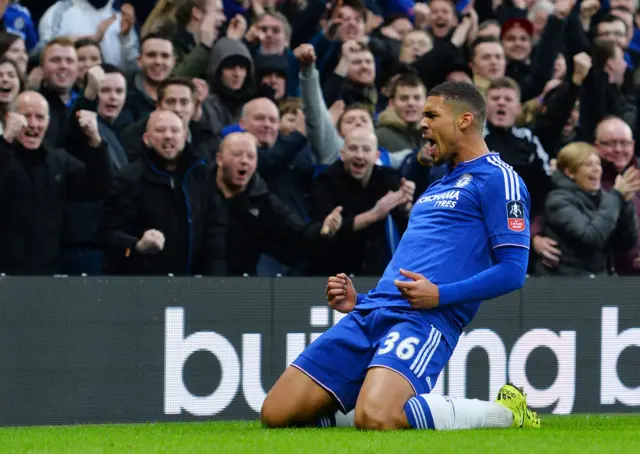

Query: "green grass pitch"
<box><xmin>1</xmin><ymin>415</ymin><xmax>639</xmax><ymax>454</ymax></box>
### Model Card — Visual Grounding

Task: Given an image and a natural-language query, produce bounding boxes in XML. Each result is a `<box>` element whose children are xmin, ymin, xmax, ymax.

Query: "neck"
<box><xmin>142</xmin><ymin>77</ymin><xmax>159</xmax><ymax>100</ymax></box>
<box><xmin>186</xmin><ymin>20</ymin><xmax>200</xmax><ymax>43</ymax></box>
<box><xmin>451</xmin><ymin>134</ymin><xmax>490</xmax><ymax>168</ymax></box>
<box><xmin>216</xmin><ymin>171</ymin><xmax>244</xmax><ymax>199</ymax></box>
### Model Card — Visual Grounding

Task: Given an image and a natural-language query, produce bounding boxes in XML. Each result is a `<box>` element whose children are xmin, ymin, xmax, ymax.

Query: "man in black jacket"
<box><xmin>0</xmin><ymin>91</ymin><xmax>113</xmax><ymax>275</ymax></box>
<box><xmin>309</xmin><ymin>129</ymin><xmax>414</xmax><ymax>276</ymax></box>
<box><xmin>119</xmin><ymin>77</ymin><xmax>219</xmax><ymax>162</ymax></box>
<box><xmin>61</xmin><ymin>63</ymin><xmax>130</xmax><ymax>275</ymax></box>
<box><xmin>214</xmin><ymin>132</ymin><xmax>342</xmax><ymax>276</ymax></box>
<box><xmin>101</xmin><ymin>110</ymin><xmax>226</xmax><ymax>276</ymax></box>
<box><xmin>484</xmin><ymin>76</ymin><xmax>551</xmax><ymax>218</ymax></box>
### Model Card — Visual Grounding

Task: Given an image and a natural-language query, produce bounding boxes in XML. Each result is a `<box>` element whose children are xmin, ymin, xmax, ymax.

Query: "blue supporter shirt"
<box><xmin>357</xmin><ymin>152</ymin><xmax>530</xmax><ymax>343</ymax></box>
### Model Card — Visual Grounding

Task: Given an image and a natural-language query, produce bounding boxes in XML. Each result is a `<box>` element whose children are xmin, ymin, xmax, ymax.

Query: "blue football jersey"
<box><xmin>358</xmin><ymin>153</ymin><xmax>531</xmax><ymax>343</ymax></box>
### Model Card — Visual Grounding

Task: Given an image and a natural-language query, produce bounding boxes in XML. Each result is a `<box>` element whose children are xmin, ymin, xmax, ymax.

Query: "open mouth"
<box><xmin>0</xmin><ymin>86</ymin><xmax>12</xmax><ymax>94</ymax></box>
<box><xmin>424</xmin><ymin>138</ymin><xmax>438</xmax><ymax>157</ymax></box>
<box><xmin>351</xmin><ymin>161</ymin><xmax>366</xmax><ymax>172</ymax></box>
<box><xmin>24</xmin><ymin>130</ymin><xmax>39</xmax><ymax>138</ymax></box>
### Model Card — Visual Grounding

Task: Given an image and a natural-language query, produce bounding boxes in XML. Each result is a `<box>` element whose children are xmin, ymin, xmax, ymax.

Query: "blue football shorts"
<box><xmin>291</xmin><ymin>307</ymin><xmax>454</xmax><ymax>413</ymax></box>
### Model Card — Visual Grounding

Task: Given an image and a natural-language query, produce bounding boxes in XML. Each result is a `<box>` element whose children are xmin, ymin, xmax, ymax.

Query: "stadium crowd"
<box><xmin>1</xmin><ymin>0</ymin><xmax>640</xmax><ymax>278</ymax></box>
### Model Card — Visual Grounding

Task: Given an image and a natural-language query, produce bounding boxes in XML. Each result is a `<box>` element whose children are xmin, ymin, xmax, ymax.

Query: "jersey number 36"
<box><xmin>377</xmin><ymin>331</ymin><xmax>420</xmax><ymax>360</ymax></box>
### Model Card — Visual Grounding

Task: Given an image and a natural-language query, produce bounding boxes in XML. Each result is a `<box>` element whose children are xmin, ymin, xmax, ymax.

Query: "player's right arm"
<box><xmin>436</xmin><ymin>165</ymin><xmax>531</xmax><ymax>306</ymax></box>
<box><xmin>325</xmin><ymin>273</ymin><xmax>359</xmax><ymax>313</ymax></box>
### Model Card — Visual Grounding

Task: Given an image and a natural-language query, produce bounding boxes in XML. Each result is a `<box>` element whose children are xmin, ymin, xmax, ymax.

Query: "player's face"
<box><xmin>420</xmin><ymin>95</ymin><xmax>457</xmax><ymax>165</ymax></box>
<box><xmin>569</xmin><ymin>152</ymin><xmax>602</xmax><ymax>192</ymax></box>
<box><xmin>340</xmin><ymin>130</ymin><xmax>379</xmax><ymax>182</ymax></box>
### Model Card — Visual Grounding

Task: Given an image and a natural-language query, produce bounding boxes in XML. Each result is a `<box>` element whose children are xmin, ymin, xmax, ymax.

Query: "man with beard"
<box><xmin>120</xmin><ymin>34</ymin><xmax>176</xmax><ymax>124</ymax></box>
<box><xmin>62</xmin><ymin>63</ymin><xmax>130</xmax><ymax>275</ymax></box>
<box><xmin>119</xmin><ymin>76</ymin><xmax>218</xmax><ymax>162</ymax></box>
<box><xmin>214</xmin><ymin>132</ymin><xmax>343</xmax><ymax>276</ymax></box>
<box><xmin>101</xmin><ymin>110</ymin><xmax>226</xmax><ymax>276</ymax></box>
<box><xmin>323</xmin><ymin>41</ymin><xmax>377</xmax><ymax>114</ymax></box>
<box><xmin>0</xmin><ymin>91</ymin><xmax>113</xmax><ymax>274</ymax></box>
<box><xmin>309</xmin><ymin>129</ymin><xmax>415</xmax><ymax>276</ymax></box>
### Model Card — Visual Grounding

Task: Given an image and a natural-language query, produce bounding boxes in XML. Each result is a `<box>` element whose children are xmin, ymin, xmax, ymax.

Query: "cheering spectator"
<box><xmin>500</xmin><ymin>0</ymin><xmax>569</xmax><ymax>103</ymax></box>
<box><xmin>244</xmin><ymin>11</ymin><xmax>301</xmax><ymax>97</ymax></box>
<box><xmin>0</xmin><ymin>91</ymin><xmax>112</xmax><ymax>275</ymax></box>
<box><xmin>120</xmin><ymin>34</ymin><xmax>176</xmax><ymax>123</ymax></box>
<box><xmin>323</xmin><ymin>40</ymin><xmax>377</xmax><ymax>113</ymax></box>
<box><xmin>428</xmin><ymin>0</ymin><xmax>459</xmax><ymax>40</ymax></box>
<box><xmin>398</xmin><ymin>30</ymin><xmax>433</xmax><ymax>65</ymax></box>
<box><xmin>101</xmin><ymin>110</ymin><xmax>226</xmax><ymax>276</ymax></box>
<box><xmin>62</xmin><ymin>64</ymin><xmax>130</xmax><ymax>274</ymax></box>
<box><xmin>309</xmin><ymin>129</ymin><xmax>414</xmax><ymax>276</ymax></box>
<box><xmin>0</xmin><ymin>58</ymin><xmax>23</xmax><ymax>135</ymax></box>
<box><xmin>484</xmin><ymin>77</ymin><xmax>551</xmax><ymax>216</ymax></box>
<box><xmin>213</xmin><ymin>131</ymin><xmax>342</xmax><ymax>276</ymax></box>
<box><xmin>539</xmin><ymin>142</ymin><xmax>639</xmax><ymax>276</ymax></box>
<box><xmin>38</xmin><ymin>0</ymin><xmax>139</xmax><ymax>72</ymax></box>
<box><xmin>120</xmin><ymin>77</ymin><xmax>218</xmax><ymax>162</ymax></box>
<box><xmin>594</xmin><ymin>116</ymin><xmax>640</xmax><ymax>274</ymax></box>
<box><xmin>375</xmin><ymin>72</ymin><xmax>426</xmax><ymax>159</ymax></box>
<box><xmin>255</xmin><ymin>54</ymin><xmax>289</xmax><ymax>102</ymax></box>
<box><xmin>145</xmin><ymin>0</ymin><xmax>227</xmax><ymax>79</ymax></box>
<box><xmin>0</xmin><ymin>31</ymin><xmax>28</xmax><ymax>76</ymax></box>
<box><xmin>37</xmin><ymin>38</ymin><xmax>79</xmax><ymax>149</ymax></box>
<box><xmin>75</xmin><ymin>39</ymin><xmax>103</xmax><ymax>88</ymax></box>
<box><xmin>470</xmin><ymin>37</ymin><xmax>507</xmax><ymax>97</ymax></box>
<box><xmin>580</xmin><ymin>40</ymin><xmax>634</xmax><ymax>144</ymax></box>
<box><xmin>206</xmin><ymin>37</ymin><xmax>255</xmax><ymax>134</ymax></box>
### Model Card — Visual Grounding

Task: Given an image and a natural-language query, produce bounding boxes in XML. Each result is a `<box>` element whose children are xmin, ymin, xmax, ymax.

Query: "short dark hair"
<box><xmin>488</xmin><ymin>76</ymin><xmax>521</xmax><ymax>101</ymax></box>
<box><xmin>100</xmin><ymin>63</ymin><xmax>125</xmax><ymax>77</ymax></box>
<box><xmin>390</xmin><ymin>72</ymin><xmax>425</xmax><ymax>99</ymax></box>
<box><xmin>140</xmin><ymin>33</ymin><xmax>174</xmax><ymax>53</ymax></box>
<box><xmin>470</xmin><ymin>36</ymin><xmax>502</xmax><ymax>60</ymax></box>
<box><xmin>157</xmin><ymin>76</ymin><xmax>197</xmax><ymax>102</ymax></box>
<box><xmin>596</xmin><ymin>13</ymin><xmax>629</xmax><ymax>35</ymax></box>
<box><xmin>428</xmin><ymin>81</ymin><xmax>486</xmax><ymax>126</ymax></box>
<box><xmin>0</xmin><ymin>32</ymin><xmax>22</xmax><ymax>60</ymax></box>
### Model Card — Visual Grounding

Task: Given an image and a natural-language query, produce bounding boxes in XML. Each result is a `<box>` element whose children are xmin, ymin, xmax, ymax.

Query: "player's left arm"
<box><xmin>437</xmin><ymin>170</ymin><xmax>531</xmax><ymax>306</ymax></box>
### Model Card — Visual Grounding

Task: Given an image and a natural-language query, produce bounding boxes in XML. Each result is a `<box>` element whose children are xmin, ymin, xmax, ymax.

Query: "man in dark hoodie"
<box><xmin>205</xmin><ymin>37</ymin><xmax>255</xmax><ymax>135</ymax></box>
<box><xmin>214</xmin><ymin>131</ymin><xmax>342</xmax><ymax>276</ymax></box>
<box><xmin>101</xmin><ymin>110</ymin><xmax>226</xmax><ymax>276</ymax></box>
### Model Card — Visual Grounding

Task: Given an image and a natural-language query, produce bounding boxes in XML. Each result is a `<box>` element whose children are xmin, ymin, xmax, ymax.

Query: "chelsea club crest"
<box><xmin>455</xmin><ymin>174</ymin><xmax>473</xmax><ymax>188</ymax></box>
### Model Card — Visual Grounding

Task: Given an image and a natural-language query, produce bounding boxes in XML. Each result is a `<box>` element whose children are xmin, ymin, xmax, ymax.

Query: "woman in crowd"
<box><xmin>0</xmin><ymin>32</ymin><xmax>28</xmax><ymax>76</ymax></box>
<box><xmin>539</xmin><ymin>142</ymin><xmax>640</xmax><ymax>275</ymax></box>
<box><xmin>0</xmin><ymin>58</ymin><xmax>24</xmax><ymax>136</ymax></box>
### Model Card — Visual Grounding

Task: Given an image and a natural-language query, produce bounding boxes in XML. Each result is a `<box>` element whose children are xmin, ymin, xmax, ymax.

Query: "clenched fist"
<box><xmin>3</xmin><ymin>112</ymin><xmax>27</xmax><ymax>143</ymax></box>
<box><xmin>84</xmin><ymin>65</ymin><xmax>105</xmax><ymax>100</ymax></box>
<box><xmin>136</xmin><ymin>229</ymin><xmax>165</xmax><ymax>254</ymax></box>
<box><xmin>294</xmin><ymin>44</ymin><xmax>316</xmax><ymax>68</ymax></box>
<box><xmin>77</xmin><ymin>110</ymin><xmax>102</xmax><ymax>147</ymax></box>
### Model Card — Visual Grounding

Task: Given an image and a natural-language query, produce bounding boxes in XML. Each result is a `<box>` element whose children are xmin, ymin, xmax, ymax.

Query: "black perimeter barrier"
<box><xmin>0</xmin><ymin>276</ymin><xmax>638</xmax><ymax>426</ymax></box>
